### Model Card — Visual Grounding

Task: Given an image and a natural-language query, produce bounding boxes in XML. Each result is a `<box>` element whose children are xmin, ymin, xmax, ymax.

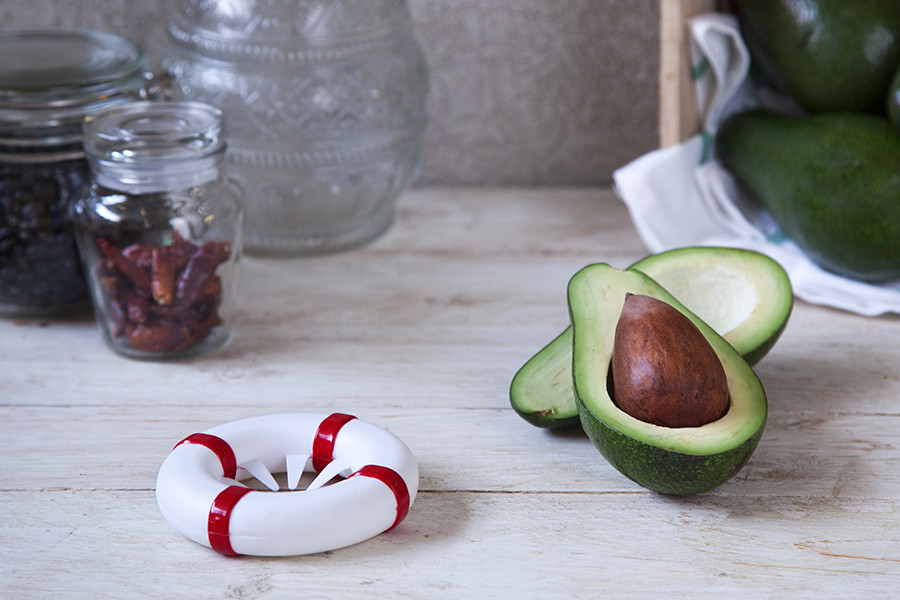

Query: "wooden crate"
<box><xmin>659</xmin><ymin>0</ymin><xmax>726</xmax><ymax>148</ymax></box>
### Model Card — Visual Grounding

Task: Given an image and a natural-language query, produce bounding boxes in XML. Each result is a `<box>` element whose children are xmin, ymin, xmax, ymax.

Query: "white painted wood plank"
<box><xmin>4</xmin><ymin>403</ymin><xmax>900</xmax><ymax>501</ymax></box>
<box><xmin>6</xmin><ymin>277</ymin><xmax>900</xmax><ymax>414</ymax></box>
<box><xmin>2</xmin><ymin>490</ymin><xmax>898</xmax><ymax>599</ymax></box>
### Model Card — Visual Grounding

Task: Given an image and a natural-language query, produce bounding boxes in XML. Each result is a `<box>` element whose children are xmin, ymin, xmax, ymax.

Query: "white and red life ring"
<box><xmin>155</xmin><ymin>413</ymin><xmax>418</xmax><ymax>556</ymax></box>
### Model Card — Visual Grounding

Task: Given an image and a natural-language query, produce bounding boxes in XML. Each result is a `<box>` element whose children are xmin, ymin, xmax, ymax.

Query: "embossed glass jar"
<box><xmin>165</xmin><ymin>0</ymin><xmax>429</xmax><ymax>255</ymax></box>
<box><xmin>0</xmin><ymin>30</ymin><xmax>149</xmax><ymax>317</ymax></box>
<box><xmin>72</xmin><ymin>101</ymin><xmax>243</xmax><ymax>359</ymax></box>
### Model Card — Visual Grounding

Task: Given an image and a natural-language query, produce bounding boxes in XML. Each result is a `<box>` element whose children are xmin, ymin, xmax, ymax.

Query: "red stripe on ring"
<box><xmin>208</xmin><ymin>485</ymin><xmax>253</xmax><ymax>556</ymax></box>
<box><xmin>311</xmin><ymin>413</ymin><xmax>357</xmax><ymax>472</ymax></box>
<box><xmin>350</xmin><ymin>465</ymin><xmax>411</xmax><ymax>531</ymax></box>
<box><xmin>175</xmin><ymin>433</ymin><xmax>238</xmax><ymax>480</ymax></box>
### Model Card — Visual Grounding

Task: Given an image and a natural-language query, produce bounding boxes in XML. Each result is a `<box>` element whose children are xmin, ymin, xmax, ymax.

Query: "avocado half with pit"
<box><xmin>510</xmin><ymin>246</ymin><xmax>792</xmax><ymax>429</ymax></box>
<box><xmin>569</xmin><ymin>264</ymin><xmax>768</xmax><ymax>495</ymax></box>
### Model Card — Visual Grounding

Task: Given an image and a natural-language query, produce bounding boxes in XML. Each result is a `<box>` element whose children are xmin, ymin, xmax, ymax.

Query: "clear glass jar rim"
<box><xmin>83</xmin><ymin>100</ymin><xmax>226</xmax><ymax>165</ymax></box>
<box><xmin>170</xmin><ymin>0</ymin><xmax>411</xmax><ymax>41</ymax></box>
<box><xmin>0</xmin><ymin>29</ymin><xmax>147</xmax><ymax>100</ymax></box>
<box><xmin>167</xmin><ymin>0</ymin><xmax>415</xmax><ymax>64</ymax></box>
<box><xmin>0</xmin><ymin>29</ymin><xmax>149</xmax><ymax>143</ymax></box>
<box><xmin>83</xmin><ymin>100</ymin><xmax>227</xmax><ymax>193</ymax></box>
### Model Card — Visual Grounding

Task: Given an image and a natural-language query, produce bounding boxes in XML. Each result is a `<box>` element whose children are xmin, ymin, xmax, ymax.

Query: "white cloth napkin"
<box><xmin>613</xmin><ymin>13</ymin><xmax>900</xmax><ymax>316</ymax></box>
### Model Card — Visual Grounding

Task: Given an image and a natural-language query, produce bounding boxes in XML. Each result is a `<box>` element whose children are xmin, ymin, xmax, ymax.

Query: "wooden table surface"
<box><xmin>3</xmin><ymin>187</ymin><xmax>900</xmax><ymax>598</ymax></box>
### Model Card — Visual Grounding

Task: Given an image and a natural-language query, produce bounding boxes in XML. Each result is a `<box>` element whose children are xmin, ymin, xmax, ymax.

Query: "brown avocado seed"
<box><xmin>611</xmin><ymin>293</ymin><xmax>730</xmax><ymax>428</ymax></box>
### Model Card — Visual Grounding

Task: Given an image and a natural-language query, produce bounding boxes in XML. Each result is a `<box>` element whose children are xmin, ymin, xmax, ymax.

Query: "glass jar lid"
<box><xmin>83</xmin><ymin>100</ymin><xmax>226</xmax><ymax>193</ymax></box>
<box><xmin>0</xmin><ymin>29</ymin><xmax>148</xmax><ymax>131</ymax></box>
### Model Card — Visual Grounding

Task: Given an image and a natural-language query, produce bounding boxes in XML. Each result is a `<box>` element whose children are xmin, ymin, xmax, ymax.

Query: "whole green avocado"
<box><xmin>734</xmin><ymin>0</ymin><xmax>900</xmax><ymax>113</ymax></box>
<box><xmin>890</xmin><ymin>64</ymin><xmax>900</xmax><ymax>128</ymax></box>
<box><xmin>717</xmin><ymin>110</ymin><xmax>900</xmax><ymax>282</ymax></box>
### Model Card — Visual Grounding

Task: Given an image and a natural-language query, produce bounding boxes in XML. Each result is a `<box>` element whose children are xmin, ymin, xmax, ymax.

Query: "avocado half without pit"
<box><xmin>569</xmin><ymin>264</ymin><xmax>768</xmax><ymax>496</ymax></box>
<box><xmin>510</xmin><ymin>246</ymin><xmax>792</xmax><ymax>429</ymax></box>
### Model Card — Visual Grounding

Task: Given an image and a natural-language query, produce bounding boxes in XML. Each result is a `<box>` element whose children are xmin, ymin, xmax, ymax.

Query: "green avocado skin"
<box><xmin>890</xmin><ymin>65</ymin><xmax>900</xmax><ymax>128</ymax></box>
<box><xmin>577</xmin><ymin>394</ymin><xmax>764</xmax><ymax>496</ymax></box>
<box><xmin>734</xmin><ymin>0</ymin><xmax>900</xmax><ymax>113</ymax></box>
<box><xmin>568</xmin><ymin>264</ymin><xmax>768</xmax><ymax>496</ymax></box>
<box><xmin>738</xmin><ymin>317</ymin><xmax>787</xmax><ymax>367</ymax></box>
<box><xmin>717</xmin><ymin>110</ymin><xmax>900</xmax><ymax>282</ymax></box>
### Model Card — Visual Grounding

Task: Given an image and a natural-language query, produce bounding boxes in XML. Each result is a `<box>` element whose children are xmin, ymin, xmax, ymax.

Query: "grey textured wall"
<box><xmin>1</xmin><ymin>0</ymin><xmax>661</xmax><ymax>186</ymax></box>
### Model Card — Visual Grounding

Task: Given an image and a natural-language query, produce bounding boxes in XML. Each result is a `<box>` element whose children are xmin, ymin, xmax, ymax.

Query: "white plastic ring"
<box><xmin>155</xmin><ymin>413</ymin><xmax>418</xmax><ymax>556</ymax></box>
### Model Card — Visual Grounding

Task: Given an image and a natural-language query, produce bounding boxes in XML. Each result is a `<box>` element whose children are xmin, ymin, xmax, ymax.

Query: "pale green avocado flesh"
<box><xmin>569</xmin><ymin>264</ymin><xmax>767</xmax><ymax>495</ymax></box>
<box><xmin>509</xmin><ymin>246</ymin><xmax>791</xmax><ymax>429</ymax></box>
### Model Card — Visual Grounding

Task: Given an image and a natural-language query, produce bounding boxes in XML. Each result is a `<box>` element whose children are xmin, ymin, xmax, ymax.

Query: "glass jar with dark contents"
<box><xmin>0</xmin><ymin>30</ymin><xmax>150</xmax><ymax>317</ymax></box>
<box><xmin>72</xmin><ymin>101</ymin><xmax>242</xmax><ymax>359</ymax></box>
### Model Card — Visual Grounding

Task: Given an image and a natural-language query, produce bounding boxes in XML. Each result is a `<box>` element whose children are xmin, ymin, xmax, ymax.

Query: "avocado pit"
<box><xmin>611</xmin><ymin>293</ymin><xmax>730</xmax><ymax>428</ymax></box>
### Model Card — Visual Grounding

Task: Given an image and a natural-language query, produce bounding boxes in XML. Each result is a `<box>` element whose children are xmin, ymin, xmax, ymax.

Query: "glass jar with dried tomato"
<box><xmin>0</xmin><ymin>30</ymin><xmax>150</xmax><ymax>317</ymax></box>
<box><xmin>72</xmin><ymin>100</ymin><xmax>242</xmax><ymax>359</ymax></box>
